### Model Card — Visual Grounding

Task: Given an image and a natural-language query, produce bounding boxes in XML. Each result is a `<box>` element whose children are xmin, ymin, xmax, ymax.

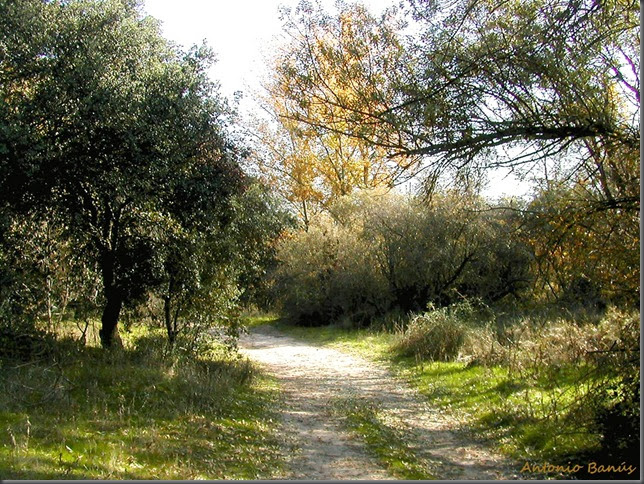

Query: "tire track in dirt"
<box><xmin>239</xmin><ymin>325</ymin><xmax>519</xmax><ymax>480</ymax></box>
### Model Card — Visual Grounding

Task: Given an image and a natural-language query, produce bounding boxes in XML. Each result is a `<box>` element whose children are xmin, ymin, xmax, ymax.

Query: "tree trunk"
<box><xmin>164</xmin><ymin>294</ymin><xmax>176</xmax><ymax>345</ymax></box>
<box><xmin>100</xmin><ymin>288</ymin><xmax>123</xmax><ymax>348</ymax></box>
<box><xmin>163</xmin><ymin>273</ymin><xmax>177</xmax><ymax>345</ymax></box>
<box><xmin>99</xmin><ymin>249</ymin><xmax>123</xmax><ymax>348</ymax></box>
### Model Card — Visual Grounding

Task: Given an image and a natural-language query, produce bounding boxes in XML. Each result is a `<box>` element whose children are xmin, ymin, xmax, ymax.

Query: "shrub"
<box><xmin>590</xmin><ymin>371</ymin><xmax>640</xmax><ymax>468</ymax></box>
<box><xmin>391</xmin><ymin>303</ymin><xmax>472</xmax><ymax>361</ymax></box>
<box><xmin>273</xmin><ymin>213</ymin><xmax>390</xmax><ymax>326</ymax></box>
<box><xmin>0</xmin><ymin>321</ymin><xmax>55</xmax><ymax>362</ymax></box>
<box><xmin>522</xmin><ymin>183</ymin><xmax>640</xmax><ymax>307</ymax></box>
<box><xmin>361</xmin><ymin>191</ymin><xmax>532</xmax><ymax>311</ymax></box>
<box><xmin>273</xmin><ymin>190</ymin><xmax>532</xmax><ymax>326</ymax></box>
<box><xmin>459</xmin><ymin>305</ymin><xmax>640</xmax><ymax>465</ymax></box>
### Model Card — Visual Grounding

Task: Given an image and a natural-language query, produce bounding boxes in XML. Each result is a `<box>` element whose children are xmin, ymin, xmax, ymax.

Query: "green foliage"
<box><xmin>225</xmin><ymin>182</ymin><xmax>295</xmax><ymax>309</ymax></box>
<box><xmin>0</xmin><ymin>210</ymin><xmax>102</xmax><ymax>338</ymax></box>
<box><xmin>0</xmin><ymin>0</ymin><xmax>248</xmax><ymax>346</ymax></box>
<box><xmin>147</xmin><ymin>183</ymin><xmax>291</xmax><ymax>344</ymax></box>
<box><xmin>361</xmin><ymin>192</ymin><xmax>532</xmax><ymax>310</ymax></box>
<box><xmin>0</xmin><ymin>322</ymin><xmax>54</xmax><ymax>362</ymax></box>
<box><xmin>588</xmin><ymin>371</ymin><xmax>639</xmax><ymax>473</ymax></box>
<box><xmin>370</xmin><ymin>310</ymin><xmax>413</xmax><ymax>334</ymax></box>
<box><xmin>0</xmin><ymin>0</ymin><xmax>294</xmax><ymax>347</ymax></box>
<box><xmin>462</xmin><ymin>305</ymin><xmax>639</xmax><ymax>371</ymax></box>
<box><xmin>270</xmin><ymin>0</ymin><xmax>639</xmax><ymax>320</ymax></box>
<box><xmin>419</xmin><ymin>305</ymin><xmax>640</xmax><ymax>463</ymax></box>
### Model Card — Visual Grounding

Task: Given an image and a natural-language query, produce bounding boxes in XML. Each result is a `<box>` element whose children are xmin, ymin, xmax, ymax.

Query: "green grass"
<box><xmin>395</xmin><ymin>360</ymin><xmax>601</xmax><ymax>460</ymax></box>
<box><xmin>242</xmin><ymin>311</ymin><xmax>283</xmax><ymax>329</ymax></box>
<box><xmin>273</xmin><ymin>319</ymin><xmax>603</xmax><ymax>468</ymax></box>
<box><xmin>0</xmin><ymin>324</ymin><xmax>286</xmax><ymax>479</ymax></box>
<box><xmin>332</xmin><ymin>397</ymin><xmax>437</xmax><ymax>480</ymax></box>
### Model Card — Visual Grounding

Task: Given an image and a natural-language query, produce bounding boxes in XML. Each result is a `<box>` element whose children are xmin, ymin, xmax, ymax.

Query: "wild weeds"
<box><xmin>391</xmin><ymin>300</ymin><xmax>480</xmax><ymax>362</ymax></box>
<box><xmin>463</xmin><ymin>306</ymin><xmax>640</xmax><ymax>376</ymax></box>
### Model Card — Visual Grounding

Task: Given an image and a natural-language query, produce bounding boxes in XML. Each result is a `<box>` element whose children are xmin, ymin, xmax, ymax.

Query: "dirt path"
<box><xmin>239</xmin><ymin>325</ymin><xmax>520</xmax><ymax>480</ymax></box>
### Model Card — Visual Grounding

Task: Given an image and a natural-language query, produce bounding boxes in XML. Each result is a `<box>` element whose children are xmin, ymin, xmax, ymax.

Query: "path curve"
<box><xmin>239</xmin><ymin>325</ymin><xmax>519</xmax><ymax>480</ymax></box>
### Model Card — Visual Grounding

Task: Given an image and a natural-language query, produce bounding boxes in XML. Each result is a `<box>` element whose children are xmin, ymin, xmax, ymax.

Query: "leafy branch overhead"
<box><xmin>270</xmin><ymin>0</ymin><xmax>639</xmax><ymax>205</ymax></box>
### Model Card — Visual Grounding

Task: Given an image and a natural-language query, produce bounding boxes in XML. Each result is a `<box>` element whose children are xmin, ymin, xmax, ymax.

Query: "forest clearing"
<box><xmin>0</xmin><ymin>0</ymin><xmax>639</xmax><ymax>480</ymax></box>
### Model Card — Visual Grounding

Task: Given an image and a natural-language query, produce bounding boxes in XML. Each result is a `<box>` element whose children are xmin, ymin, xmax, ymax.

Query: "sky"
<box><xmin>142</xmin><ymin>0</ymin><xmax>394</xmax><ymax>101</ymax></box>
<box><xmin>141</xmin><ymin>0</ymin><xmax>532</xmax><ymax>200</ymax></box>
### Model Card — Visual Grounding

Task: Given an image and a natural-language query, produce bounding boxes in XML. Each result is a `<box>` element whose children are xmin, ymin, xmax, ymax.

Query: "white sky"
<box><xmin>141</xmin><ymin>0</ymin><xmax>532</xmax><ymax>199</ymax></box>
<box><xmin>142</xmin><ymin>0</ymin><xmax>395</xmax><ymax>101</ymax></box>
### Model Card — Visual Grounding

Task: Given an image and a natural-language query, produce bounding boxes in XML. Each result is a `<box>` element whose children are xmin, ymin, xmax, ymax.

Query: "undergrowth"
<box><xmin>0</xmin><ymin>322</ymin><xmax>285</xmax><ymax>479</ymax></box>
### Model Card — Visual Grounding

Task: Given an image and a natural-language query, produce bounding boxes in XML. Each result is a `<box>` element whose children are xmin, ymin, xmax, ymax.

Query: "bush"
<box><xmin>0</xmin><ymin>321</ymin><xmax>55</xmax><ymax>362</ymax></box>
<box><xmin>273</xmin><ymin>190</ymin><xmax>532</xmax><ymax>326</ymax></box>
<box><xmin>391</xmin><ymin>303</ymin><xmax>474</xmax><ymax>361</ymax></box>
<box><xmin>522</xmin><ymin>183</ymin><xmax>640</xmax><ymax>307</ymax></box>
<box><xmin>273</xmin><ymin>213</ymin><xmax>390</xmax><ymax>326</ymax></box>
<box><xmin>591</xmin><ymin>371</ymin><xmax>640</xmax><ymax>466</ymax></box>
<box><xmin>458</xmin><ymin>305</ymin><xmax>640</xmax><ymax>466</ymax></box>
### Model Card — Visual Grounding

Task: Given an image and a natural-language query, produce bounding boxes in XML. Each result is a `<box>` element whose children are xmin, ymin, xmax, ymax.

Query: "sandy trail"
<box><xmin>238</xmin><ymin>325</ymin><xmax>519</xmax><ymax>480</ymax></box>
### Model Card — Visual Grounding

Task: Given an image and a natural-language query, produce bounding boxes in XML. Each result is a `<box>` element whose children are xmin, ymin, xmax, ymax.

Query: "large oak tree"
<box><xmin>1</xmin><ymin>0</ymin><xmax>244</xmax><ymax>346</ymax></box>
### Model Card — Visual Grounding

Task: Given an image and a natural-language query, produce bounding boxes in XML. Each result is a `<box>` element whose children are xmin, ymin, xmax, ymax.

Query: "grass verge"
<box><xmin>0</xmin><ymin>324</ymin><xmax>286</xmax><ymax>479</ymax></box>
<box><xmin>272</xmin><ymin>318</ymin><xmax>392</xmax><ymax>360</ymax></box>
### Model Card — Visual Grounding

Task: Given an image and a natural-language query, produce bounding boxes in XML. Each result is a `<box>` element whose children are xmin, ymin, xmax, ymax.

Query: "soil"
<box><xmin>239</xmin><ymin>325</ymin><xmax>521</xmax><ymax>480</ymax></box>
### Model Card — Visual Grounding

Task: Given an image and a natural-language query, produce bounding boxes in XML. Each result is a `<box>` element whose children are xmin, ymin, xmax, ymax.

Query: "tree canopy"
<box><xmin>261</xmin><ymin>0</ymin><xmax>639</xmax><ymax>309</ymax></box>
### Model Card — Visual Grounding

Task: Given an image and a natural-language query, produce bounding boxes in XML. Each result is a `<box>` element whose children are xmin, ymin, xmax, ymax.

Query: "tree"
<box><xmin>272</xmin><ymin>0</ymin><xmax>639</xmax><ymax>204</ymax></box>
<box><xmin>253</xmin><ymin>2</ymin><xmax>421</xmax><ymax>225</ymax></box>
<box><xmin>0</xmin><ymin>0</ymin><xmax>244</xmax><ymax>347</ymax></box>
<box><xmin>270</xmin><ymin>0</ymin><xmax>639</xmax><ymax>311</ymax></box>
<box><xmin>273</xmin><ymin>207</ymin><xmax>390</xmax><ymax>326</ymax></box>
<box><xmin>521</xmin><ymin>180</ymin><xmax>639</xmax><ymax>307</ymax></box>
<box><xmin>225</xmin><ymin>182</ymin><xmax>295</xmax><ymax>308</ymax></box>
<box><xmin>0</xmin><ymin>208</ymin><xmax>102</xmax><ymax>333</ymax></box>
<box><xmin>156</xmin><ymin>160</ymin><xmax>244</xmax><ymax>345</ymax></box>
<box><xmin>154</xmin><ymin>178</ymin><xmax>291</xmax><ymax>346</ymax></box>
<box><xmin>247</xmin><ymin>110</ymin><xmax>326</xmax><ymax>227</ymax></box>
